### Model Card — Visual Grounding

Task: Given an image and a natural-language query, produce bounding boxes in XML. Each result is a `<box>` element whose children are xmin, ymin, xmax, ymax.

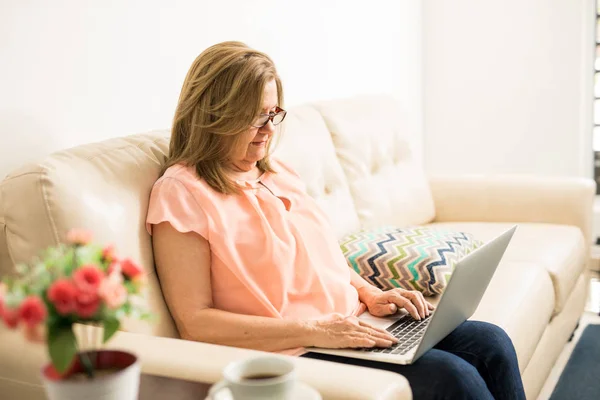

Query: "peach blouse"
<box><xmin>146</xmin><ymin>159</ymin><xmax>362</xmax><ymax>326</ymax></box>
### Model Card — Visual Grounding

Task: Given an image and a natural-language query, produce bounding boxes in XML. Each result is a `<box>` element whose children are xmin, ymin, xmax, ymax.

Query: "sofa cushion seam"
<box><xmin>1</xmin><ymin>222</ymin><xmax>15</xmax><ymax>267</ymax></box>
<box><xmin>40</xmin><ymin>169</ymin><xmax>60</xmax><ymax>246</ymax></box>
<box><xmin>0</xmin><ymin>182</ymin><xmax>16</xmax><ymax>267</ymax></box>
<box><xmin>1</xmin><ymin>171</ymin><xmax>44</xmax><ymax>182</ymax></box>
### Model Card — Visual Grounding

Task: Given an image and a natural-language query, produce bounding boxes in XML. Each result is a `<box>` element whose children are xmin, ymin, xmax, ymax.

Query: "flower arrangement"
<box><xmin>0</xmin><ymin>229</ymin><xmax>152</xmax><ymax>377</ymax></box>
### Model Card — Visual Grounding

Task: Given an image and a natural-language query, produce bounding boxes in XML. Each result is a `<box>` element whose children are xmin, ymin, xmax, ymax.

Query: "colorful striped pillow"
<box><xmin>339</xmin><ymin>226</ymin><xmax>484</xmax><ymax>296</ymax></box>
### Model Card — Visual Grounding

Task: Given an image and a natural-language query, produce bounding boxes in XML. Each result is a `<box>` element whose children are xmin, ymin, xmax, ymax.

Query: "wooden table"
<box><xmin>139</xmin><ymin>373</ymin><xmax>210</xmax><ymax>399</ymax></box>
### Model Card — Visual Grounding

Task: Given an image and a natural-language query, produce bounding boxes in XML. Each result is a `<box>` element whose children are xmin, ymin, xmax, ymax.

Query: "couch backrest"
<box><xmin>312</xmin><ymin>95</ymin><xmax>435</xmax><ymax>229</ymax></box>
<box><xmin>0</xmin><ymin>95</ymin><xmax>432</xmax><ymax>338</ymax></box>
<box><xmin>0</xmin><ymin>131</ymin><xmax>179</xmax><ymax>338</ymax></box>
<box><xmin>273</xmin><ymin>105</ymin><xmax>361</xmax><ymax>238</ymax></box>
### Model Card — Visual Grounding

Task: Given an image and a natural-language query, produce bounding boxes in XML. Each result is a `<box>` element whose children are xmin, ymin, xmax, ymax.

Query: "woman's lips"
<box><xmin>251</xmin><ymin>141</ymin><xmax>266</xmax><ymax>146</ymax></box>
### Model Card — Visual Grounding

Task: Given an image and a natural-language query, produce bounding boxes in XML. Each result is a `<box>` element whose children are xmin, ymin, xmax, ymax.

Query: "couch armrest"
<box><xmin>428</xmin><ymin>175</ymin><xmax>596</xmax><ymax>246</ymax></box>
<box><xmin>0</xmin><ymin>328</ymin><xmax>411</xmax><ymax>400</ymax></box>
<box><xmin>111</xmin><ymin>331</ymin><xmax>411</xmax><ymax>400</ymax></box>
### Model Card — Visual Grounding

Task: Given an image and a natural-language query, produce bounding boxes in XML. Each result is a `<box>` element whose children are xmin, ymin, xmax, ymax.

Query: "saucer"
<box><xmin>291</xmin><ymin>381</ymin><xmax>321</xmax><ymax>400</ymax></box>
<box><xmin>205</xmin><ymin>381</ymin><xmax>321</xmax><ymax>400</ymax></box>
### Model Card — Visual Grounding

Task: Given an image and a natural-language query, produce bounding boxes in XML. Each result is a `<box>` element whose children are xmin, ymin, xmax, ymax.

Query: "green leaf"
<box><xmin>121</xmin><ymin>302</ymin><xmax>132</xmax><ymax>315</ymax></box>
<box><xmin>75</xmin><ymin>245</ymin><xmax>103</xmax><ymax>267</ymax></box>
<box><xmin>2</xmin><ymin>276</ymin><xmax>14</xmax><ymax>288</ymax></box>
<box><xmin>32</xmin><ymin>261</ymin><xmax>47</xmax><ymax>276</ymax></box>
<box><xmin>140</xmin><ymin>312</ymin><xmax>156</xmax><ymax>322</ymax></box>
<box><xmin>4</xmin><ymin>291</ymin><xmax>25</xmax><ymax>308</ymax></box>
<box><xmin>123</xmin><ymin>281</ymin><xmax>136</xmax><ymax>294</ymax></box>
<box><xmin>44</xmin><ymin>244</ymin><xmax>68</xmax><ymax>269</ymax></box>
<box><xmin>56</xmin><ymin>247</ymin><xmax>76</xmax><ymax>276</ymax></box>
<box><xmin>103</xmin><ymin>317</ymin><xmax>120</xmax><ymax>343</ymax></box>
<box><xmin>48</xmin><ymin>326</ymin><xmax>77</xmax><ymax>374</ymax></box>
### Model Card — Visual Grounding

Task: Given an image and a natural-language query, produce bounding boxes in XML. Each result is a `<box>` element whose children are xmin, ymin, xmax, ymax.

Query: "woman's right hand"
<box><xmin>306</xmin><ymin>314</ymin><xmax>399</xmax><ymax>349</ymax></box>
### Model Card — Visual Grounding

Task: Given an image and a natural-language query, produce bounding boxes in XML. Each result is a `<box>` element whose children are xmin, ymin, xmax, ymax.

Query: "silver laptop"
<box><xmin>308</xmin><ymin>225</ymin><xmax>517</xmax><ymax>365</ymax></box>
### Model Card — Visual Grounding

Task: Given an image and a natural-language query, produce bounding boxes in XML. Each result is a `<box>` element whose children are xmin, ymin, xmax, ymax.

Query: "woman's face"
<box><xmin>230</xmin><ymin>79</ymin><xmax>278</xmax><ymax>172</ymax></box>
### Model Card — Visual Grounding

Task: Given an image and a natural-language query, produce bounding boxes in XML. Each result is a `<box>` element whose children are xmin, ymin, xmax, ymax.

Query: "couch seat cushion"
<box><xmin>427</xmin><ymin>258</ymin><xmax>554</xmax><ymax>372</ymax></box>
<box><xmin>473</xmin><ymin>260</ymin><xmax>554</xmax><ymax>372</ymax></box>
<box><xmin>426</xmin><ymin>222</ymin><xmax>585</xmax><ymax>315</ymax></box>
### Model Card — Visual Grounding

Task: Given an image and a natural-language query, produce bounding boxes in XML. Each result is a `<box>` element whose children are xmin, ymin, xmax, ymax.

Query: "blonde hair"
<box><xmin>165</xmin><ymin>41</ymin><xmax>284</xmax><ymax>194</ymax></box>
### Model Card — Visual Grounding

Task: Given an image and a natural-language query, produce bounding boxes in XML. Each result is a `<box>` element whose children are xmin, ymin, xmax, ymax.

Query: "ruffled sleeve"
<box><xmin>145</xmin><ymin>177</ymin><xmax>209</xmax><ymax>239</ymax></box>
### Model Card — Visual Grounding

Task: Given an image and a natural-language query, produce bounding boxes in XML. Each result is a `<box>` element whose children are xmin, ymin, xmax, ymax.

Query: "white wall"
<box><xmin>0</xmin><ymin>0</ymin><xmax>422</xmax><ymax>178</ymax></box>
<box><xmin>423</xmin><ymin>0</ymin><xmax>595</xmax><ymax>178</ymax></box>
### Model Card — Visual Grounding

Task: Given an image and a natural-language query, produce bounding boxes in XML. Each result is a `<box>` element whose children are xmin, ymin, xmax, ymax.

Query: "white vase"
<box><xmin>41</xmin><ymin>350</ymin><xmax>141</xmax><ymax>400</ymax></box>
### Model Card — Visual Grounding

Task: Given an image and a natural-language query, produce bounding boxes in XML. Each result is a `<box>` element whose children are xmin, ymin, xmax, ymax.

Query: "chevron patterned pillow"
<box><xmin>339</xmin><ymin>226</ymin><xmax>484</xmax><ymax>296</ymax></box>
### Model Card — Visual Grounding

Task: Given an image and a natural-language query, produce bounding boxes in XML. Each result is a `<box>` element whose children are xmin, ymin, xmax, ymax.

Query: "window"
<box><xmin>595</xmin><ymin>2</ymin><xmax>600</xmax><ymax>193</ymax></box>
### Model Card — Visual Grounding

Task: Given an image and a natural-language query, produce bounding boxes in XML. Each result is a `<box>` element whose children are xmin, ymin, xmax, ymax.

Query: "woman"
<box><xmin>146</xmin><ymin>41</ymin><xmax>525</xmax><ymax>400</ymax></box>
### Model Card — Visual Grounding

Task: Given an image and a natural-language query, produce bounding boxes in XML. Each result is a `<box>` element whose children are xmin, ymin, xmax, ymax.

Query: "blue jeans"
<box><xmin>302</xmin><ymin>321</ymin><xmax>526</xmax><ymax>400</ymax></box>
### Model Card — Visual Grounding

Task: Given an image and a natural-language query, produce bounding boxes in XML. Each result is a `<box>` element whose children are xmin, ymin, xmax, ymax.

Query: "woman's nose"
<box><xmin>259</xmin><ymin>120</ymin><xmax>276</xmax><ymax>135</ymax></box>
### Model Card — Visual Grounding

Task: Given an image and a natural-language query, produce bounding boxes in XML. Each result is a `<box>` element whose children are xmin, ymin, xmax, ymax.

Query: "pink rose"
<box><xmin>66</xmin><ymin>228</ymin><xmax>93</xmax><ymax>245</ymax></box>
<box><xmin>107</xmin><ymin>261</ymin><xmax>121</xmax><ymax>276</ymax></box>
<box><xmin>47</xmin><ymin>279</ymin><xmax>77</xmax><ymax>315</ymax></box>
<box><xmin>1</xmin><ymin>306</ymin><xmax>19</xmax><ymax>329</ymax></box>
<box><xmin>74</xmin><ymin>290</ymin><xmax>100</xmax><ymax>319</ymax></box>
<box><xmin>120</xmin><ymin>258</ymin><xmax>144</xmax><ymax>279</ymax></box>
<box><xmin>73</xmin><ymin>264</ymin><xmax>104</xmax><ymax>294</ymax></box>
<box><xmin>102</xmin><ymin>245</ymin><xmax>116</xmax><ymax>263</ymax></box>
<box><xmin>107</xmin><ymin>269</ymin><xmax>123</xmax><ymax>284</ymax></box>
<box><xmin>98</xmin><ymin>279</ymin><xmax>127</xmax><ymax>309</ymax></box>
<box><xmin>18</xmin><ymin>296</ymin><xmax>47</xmax><ymax>328</ymax></box>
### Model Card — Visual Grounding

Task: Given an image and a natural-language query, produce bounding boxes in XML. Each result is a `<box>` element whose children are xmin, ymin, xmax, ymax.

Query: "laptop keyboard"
<box><xmin>363</xmin><ymin>314</ymin><xmax>432</xmax><ymax>355</ymax></box>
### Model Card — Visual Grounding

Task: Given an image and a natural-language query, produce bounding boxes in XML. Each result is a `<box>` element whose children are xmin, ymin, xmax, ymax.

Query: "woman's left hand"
<box><xmin>362</xmin><ymin>288</ymin><xmax>435</xmax><ymax>320</ymax></box>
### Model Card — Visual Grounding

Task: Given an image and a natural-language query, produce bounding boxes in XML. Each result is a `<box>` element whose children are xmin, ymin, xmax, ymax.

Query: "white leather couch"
<box><xmin>0</xmin><ymin>95</ymin><xmax>594</xmax><ymax>399</ymax></box>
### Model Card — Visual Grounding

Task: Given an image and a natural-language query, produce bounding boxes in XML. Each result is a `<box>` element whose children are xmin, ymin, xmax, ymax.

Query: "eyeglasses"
<box><xmin>251</xmin><ymin>106</ymin><xmax>287</xmax><ymax>128</ymax></box>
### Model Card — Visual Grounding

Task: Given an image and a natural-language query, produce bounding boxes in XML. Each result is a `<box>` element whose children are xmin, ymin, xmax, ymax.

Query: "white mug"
<box><xmin>208</xmin><ymin>356</ymin><xmax>296</xmax><ymax>400</ymax></box>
